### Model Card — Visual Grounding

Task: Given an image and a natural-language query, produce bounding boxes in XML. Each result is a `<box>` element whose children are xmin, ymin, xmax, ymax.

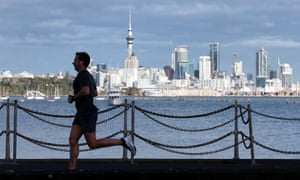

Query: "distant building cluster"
<box><xmin>85</xmin><ymin>9</ymin><xmax>298</xmax><ymax>97</ymax></box>
<box><xmin>86</xmin><ymin>43</ymin><xmax>297</xmax><ymax>97</ymax></box>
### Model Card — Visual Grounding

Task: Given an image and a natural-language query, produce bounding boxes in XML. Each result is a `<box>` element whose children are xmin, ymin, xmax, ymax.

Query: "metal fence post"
<box><xmin>234</xmin><ymin>100</ymin><xmax>239</xmax><ymax>159</ymax></box>
<box><xmin>130</xmin><ymin>100</ymin><xmax>135</xmax><ymax>163</ymax></box>
<box><xmin>247</xmin><ymin>103</ymin><xmax>255</xmax><ymax>164</ymax></box>
<box><xmin>5</xmin><ymin>98</ymin><xmax>10</xmax><ymax>160</ymax></box>
<box><xmin>13</xmin><ymin>100</ymin><xmax>18</xmax><ymax>162</ymax></box>
<box><xmin>122</xmin><ymin>98</ymin><xmax>128</xmax><ymax>159</ymax></box>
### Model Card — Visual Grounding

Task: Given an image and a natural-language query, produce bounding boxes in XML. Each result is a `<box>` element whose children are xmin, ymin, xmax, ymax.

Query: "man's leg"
<box><xmin>85</xmin><ymin>132</ymin><xmax>123</xmax><ymax>149</ymax></box>
<box><xmin>69</xmin><ymin>125</ymin><xmax>82</xmax><ymax>170</ymax></box>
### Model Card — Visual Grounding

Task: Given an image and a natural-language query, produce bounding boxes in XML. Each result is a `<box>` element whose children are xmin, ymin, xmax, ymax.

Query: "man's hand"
<box><xmin>68</xmin><ymin>95</ymin><xmax>75</xmax><ymax>104</ymax></box>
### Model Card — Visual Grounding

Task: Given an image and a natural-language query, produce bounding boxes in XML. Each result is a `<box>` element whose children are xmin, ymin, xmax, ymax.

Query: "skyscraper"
<box><xmin>198</xmin><ymin>56</ymin><xmax>211</xmax><ymax>88</ymax></box>
<box><xmin>209</xmin><ymin>42</ymin><xmax>220</xmax><ymax>79</ymax></box>
<box><xmin>278</xmin><ymin>58</ymin><xmax>293</xmax><ymax>92</ymax></box>
<box><xmin>172</xmin><ymin>45</ymin><xmax>189</xmax><ymax>79</ymax></box>
<box><xmin>198</xmin><ymin>56</ymin><xmax>211</xmax><ymax>80</ymax></box>
<box><xmin>256</xmin><ymin>47</ymin><xmax>269</xmax><ymax>88</ymax></box>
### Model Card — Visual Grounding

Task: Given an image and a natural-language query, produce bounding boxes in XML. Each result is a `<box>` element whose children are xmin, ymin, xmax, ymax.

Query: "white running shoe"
<box><xmin>122</xmin><ymin>135</ymin><xmax>136</xmax><ymax>157</ymax></box>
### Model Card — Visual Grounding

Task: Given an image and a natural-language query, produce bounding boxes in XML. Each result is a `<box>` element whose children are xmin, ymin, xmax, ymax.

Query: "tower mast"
<box><xmin>126</xmin><ymin>4</ymin><xmax>134</xmax><ymax>57</ymax></box>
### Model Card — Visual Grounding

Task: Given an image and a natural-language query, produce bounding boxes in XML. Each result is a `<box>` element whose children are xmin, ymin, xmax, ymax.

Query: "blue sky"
<box><xmin>0</xmin><ymin>0</ymin><xmax>300</xmax><ymax>82</ymax></box>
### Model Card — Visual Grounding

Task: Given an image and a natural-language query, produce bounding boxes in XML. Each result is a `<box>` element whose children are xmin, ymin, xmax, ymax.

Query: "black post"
<box><xmin>130</xmin><ymin>100</ymin><xmax>135</xmax><ymax>163</ymax></box>
<box><xmin>234</xmin><ymin>100</ymin><xmax>239</xmax><ymax>159</ymax></box>
<box><xmin>122</xmin><ymin>98</ymin><xmax>128</xmax><ymax>159</ymax></box>
<box><xmin>5</xmin><ymin>98</ymin><xmax>10</xmax><ymax>160</ymax></box>
<box><xmin>13</xmin><ymin>100</ymin><xmax>18</xmax><ymax>162</ymax></box>
<box><xmin>247</xmin><ymin>103</ymin><xmax>255</xmax><ymax>164</ymax></box>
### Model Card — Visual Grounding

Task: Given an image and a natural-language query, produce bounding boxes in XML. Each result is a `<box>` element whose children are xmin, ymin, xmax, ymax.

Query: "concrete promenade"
<box><xmin>0</xmin><ymin>158</ymin><xmax>300</xmax><ymax>179</ymax></box>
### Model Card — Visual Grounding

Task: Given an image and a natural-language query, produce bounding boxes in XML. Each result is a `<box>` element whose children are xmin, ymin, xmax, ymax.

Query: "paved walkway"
<box><xmin>1</xmin><ymin>159</ymin><xmax>300</xmax><ymax>179</ymax></box>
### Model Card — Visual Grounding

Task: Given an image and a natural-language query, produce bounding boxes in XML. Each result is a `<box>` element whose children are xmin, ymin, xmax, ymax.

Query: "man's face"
<box><xmin>72</xmin><ymin>55</ymin><xmax>80</xmax><ymax>71</ymax></box>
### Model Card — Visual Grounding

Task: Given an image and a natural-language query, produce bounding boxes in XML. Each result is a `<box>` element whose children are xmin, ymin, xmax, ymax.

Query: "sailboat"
<box><xmin>25</xmin><ymin>90</ymin><xmax>46</xmax><ymax>100</ymax></box>
<box><xmin>0</xmin><ymin>86</ymin><xmax>9</xmax><ymax>102</ymax></box>
<box><xmin>47</xmin><ymin>85</ymin><xmax>61</xmax><ymax>102</ymax></box>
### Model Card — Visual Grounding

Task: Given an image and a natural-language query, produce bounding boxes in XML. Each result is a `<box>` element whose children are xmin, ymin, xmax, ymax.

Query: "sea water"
<box><xmin>0</xmin><ymin>96</ymin><xmax>299</xmax><ymax>160</ymax></box>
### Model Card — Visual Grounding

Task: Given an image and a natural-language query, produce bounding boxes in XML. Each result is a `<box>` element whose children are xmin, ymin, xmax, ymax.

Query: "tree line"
<box><xmin>0</xmin><ymin>73</ymin><xmax>74</xmax><ymax>97</ymax></box>
<box><xmin>0</xmin><ymin>73</ymin><xmax>143</xmax><ymax>97</ymax></box>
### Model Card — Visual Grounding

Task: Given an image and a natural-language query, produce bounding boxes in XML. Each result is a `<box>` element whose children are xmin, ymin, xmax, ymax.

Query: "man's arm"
<box><xmin>68</xmin><ymin>86</ymin><xmax>90</xmax><ymax>103</ymax></box>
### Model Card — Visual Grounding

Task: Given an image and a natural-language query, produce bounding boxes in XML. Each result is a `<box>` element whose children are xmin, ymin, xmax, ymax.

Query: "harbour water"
<box><xmin>0</xmin><ymin>96</ymin><xmax>300</xmax><ymax>160</ymax></box>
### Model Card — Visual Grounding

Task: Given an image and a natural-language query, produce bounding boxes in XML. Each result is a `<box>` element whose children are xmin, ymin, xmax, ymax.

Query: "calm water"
<box><xmin>0</xmin><ymin>96</ymin><xmax>300</xmax><ymax>160</ymax></box>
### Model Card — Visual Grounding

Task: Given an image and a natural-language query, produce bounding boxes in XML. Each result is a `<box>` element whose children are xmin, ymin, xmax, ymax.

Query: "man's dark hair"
<box><xmin>76</xmin><ymin>52</ymin><xmax>90</xmax><ymax>67</ymax></box>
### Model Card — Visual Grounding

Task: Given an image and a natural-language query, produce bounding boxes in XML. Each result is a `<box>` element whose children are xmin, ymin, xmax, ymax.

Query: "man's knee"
<box><xmin>69</xmin><ymin>137</ymin><xmax>77</xmax><ymax>146</ymax></box>
<box><xmin>87</xmin><ymin>141</ymin><xmax>97</xmax><ymax>149</ymax></box>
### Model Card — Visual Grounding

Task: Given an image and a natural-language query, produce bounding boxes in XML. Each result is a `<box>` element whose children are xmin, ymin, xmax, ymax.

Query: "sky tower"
<box><xmin>124</xmin><ymin>3</ymin><xmax>138</xmax><ymax>69</ymax></box>
<box><xmin>126</xmin><ymin>7</ymin><xmax>134</xmax><ymax>57</ymax></box>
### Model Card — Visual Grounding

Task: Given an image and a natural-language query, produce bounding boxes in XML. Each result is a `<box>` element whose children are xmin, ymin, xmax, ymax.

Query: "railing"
<box><xmin>1</xmin><ymin>98</ymin><xmax>300</xmax><ymax>165</ymax></box>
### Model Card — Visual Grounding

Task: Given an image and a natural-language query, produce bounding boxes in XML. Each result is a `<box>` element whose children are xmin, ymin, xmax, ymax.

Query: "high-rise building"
<box><xmin>172</xmin><ymin>45</ymin><xmax>189</xmax><ymax>79</ymax></box>
<box><xmin>231</xmin><ymin>60</ymin><xmax>245</xmax><ymax>90</ymax></box>
<box><xmin>232</xmin><ymin>61</ymin><xmax>243</xmax><ymax>76</ymax></box>
<box><xmin>278</xmin><ymin>58</ymin><xmax>293</xmax><ymax>91</ymax></box>
<box><xmin>198</xmin><ymin>56</ymin><xmax>211</xmax><ymax>80</ymax></box>
<box><xmin>256</xmin><ymin>47</ymin><xmax>269</xmax><ymax>88</ymax></box>
<box><xmin>198</xmin><ymin>56</ymin><xmax>211</xmax><ymax>88</ymax></box>
<box><xmin>209</xmin><ymin>42</ymin><xmax>220</xmax><ymax>79</ymax></box>
<box><xmin>269</xmin><ymin>70</ymin><xmax>277</xmax><ymax>79</ymax></box>
<box><xmin>163</xmin><ymin>65</ymin><xmax>174</xmax><ymax>80</ymax></box>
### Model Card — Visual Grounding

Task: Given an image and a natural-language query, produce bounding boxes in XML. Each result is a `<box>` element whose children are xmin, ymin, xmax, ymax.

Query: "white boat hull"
<box><xmin>107</xmin><ymin>88</ymin><xmax>122</xmax><ymax>106</ymax></box>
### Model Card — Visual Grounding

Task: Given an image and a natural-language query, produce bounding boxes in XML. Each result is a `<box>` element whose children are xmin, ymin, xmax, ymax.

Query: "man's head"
<box><xmin>73</xmin><ymin>52</ymin><xmax>90</xmax><ymax>71</ymax></box>
<box><xmin>75</xmin><ymin>52</ymin><xmax>90</xmax><ymax>67</ymax></box>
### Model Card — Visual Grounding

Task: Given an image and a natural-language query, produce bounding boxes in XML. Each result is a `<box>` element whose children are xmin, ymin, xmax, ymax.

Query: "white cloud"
<box><xmin>35</xmin><ymin>19</ymin><xmax>72</xmax><ymax>28</ymax></box>
<box><xmin>227</xmin><ymin>36</ymin><xmax>300</xmax><ymax>48</ymax></box>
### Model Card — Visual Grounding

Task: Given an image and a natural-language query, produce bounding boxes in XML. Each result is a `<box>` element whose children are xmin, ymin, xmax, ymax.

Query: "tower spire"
<box><xmin>126</xmin><ymin>3</ymin><xmax>134</xmax><ymax>57</ymax></box>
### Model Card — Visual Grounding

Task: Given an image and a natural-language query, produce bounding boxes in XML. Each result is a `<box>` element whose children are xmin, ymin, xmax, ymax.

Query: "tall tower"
<box><xmin>123</xmin><ymin>3</ymin><xmax>138</xmax><ymax>88</ymax></box>
<box><xmin>124</xmin><ymin>5</ymin><xmax>138</xmax><ymax>69</ymax></box>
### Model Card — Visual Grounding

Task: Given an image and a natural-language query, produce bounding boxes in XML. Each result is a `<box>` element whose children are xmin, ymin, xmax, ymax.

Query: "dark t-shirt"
<box><xmin>73</xmin><ymin>70</ymin><xmax>98</xmax><ymax>112</ymax></box>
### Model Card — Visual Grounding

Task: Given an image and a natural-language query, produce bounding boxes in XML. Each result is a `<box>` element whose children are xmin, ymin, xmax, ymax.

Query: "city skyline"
<box><xmin>0</xmin><ymin>0</ymin><xmax>299</xmax><ymax>81</ymax></box>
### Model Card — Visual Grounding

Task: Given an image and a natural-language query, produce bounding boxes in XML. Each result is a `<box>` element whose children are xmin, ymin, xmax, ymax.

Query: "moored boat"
<box><xmin>25</xmin><ymin>90</ymin><xmax>46</xmax><ymax>100</ymax></box>
<box><xmin>108</xmin><ymin>88</ymin><xmax>122</xmax><ymax>106</ymax></box>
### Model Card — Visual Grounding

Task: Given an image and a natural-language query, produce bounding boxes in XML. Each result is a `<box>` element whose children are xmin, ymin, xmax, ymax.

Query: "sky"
<box><xmin>0</xmin><ymin>0</ymin><xmax>300</xmax><ymax>82</ymax></box>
